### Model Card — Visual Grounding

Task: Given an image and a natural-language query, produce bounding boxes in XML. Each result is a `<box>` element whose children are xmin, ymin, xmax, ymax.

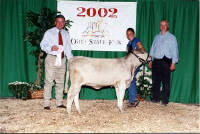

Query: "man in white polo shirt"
<box><xmin>40</xmin><ymin>15</ymin><xmax>73</xmax><ymax>110</ymax></box>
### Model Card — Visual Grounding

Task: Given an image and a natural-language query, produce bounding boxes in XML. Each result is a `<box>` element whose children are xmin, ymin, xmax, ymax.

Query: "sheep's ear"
<box><xmin>134</xmin><ymin>49</ymin><xmax>140</xmax><ymax>54</ymax></box>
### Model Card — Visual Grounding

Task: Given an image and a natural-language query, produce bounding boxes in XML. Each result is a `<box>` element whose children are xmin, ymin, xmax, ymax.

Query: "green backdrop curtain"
<box><xmin>0</xmin><ymin>0</ymin><xmax>199</xmax><ymax>103</ymax></box>
<box><xmin>0</xmin><ymin>0</ymin><xmax>57</xmax><ymax>97</ymax></box>
<box><xmin>136</xmin><ymin>0</ymin><xmax>199</xmax><ymax>103</ymax></box>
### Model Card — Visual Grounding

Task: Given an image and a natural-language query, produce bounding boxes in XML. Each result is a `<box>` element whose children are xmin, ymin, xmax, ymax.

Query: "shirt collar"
<box><xmin>159</xmin><ymin>31</ymin><xmax>169</xmax><ymax>36</ymax></box>
<box><xmin>54</xmin><ymin>27</ymin><xmax>63</xmax><ymax>33</ymax></box>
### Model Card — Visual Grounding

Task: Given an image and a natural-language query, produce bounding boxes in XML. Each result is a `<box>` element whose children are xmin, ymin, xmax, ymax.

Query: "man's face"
<box><xmin>126</xmin><ymin>30</ymin><xmax>135</xmax><ymax>41</ymax></box>
<box><xmin>160</xmin><ymin>21</ymin><xmax>168</xmax><ymax>33</ymax></box>
<box><xmin>55</xmin><ymin>18</ymin><xmax>65</xmax><ymax>30</ymax></box>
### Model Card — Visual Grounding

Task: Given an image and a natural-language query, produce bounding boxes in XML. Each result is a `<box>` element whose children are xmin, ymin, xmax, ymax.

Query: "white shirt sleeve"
<box><xmin>40</xmin><ymin>31</ymin><xmax>52</xmax><ymax>54</ymax></box>
<box><xmin>64</xmin><ymin>32</ymin><xmax>73</xmax><ymax>59</ymax></box>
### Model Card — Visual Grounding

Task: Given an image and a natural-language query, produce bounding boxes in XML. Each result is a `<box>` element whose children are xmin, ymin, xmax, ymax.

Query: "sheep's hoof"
<box><xmin>77</xmin><ymin>110</ymin><xmax>81</xmax><ymax>114</ymax></box>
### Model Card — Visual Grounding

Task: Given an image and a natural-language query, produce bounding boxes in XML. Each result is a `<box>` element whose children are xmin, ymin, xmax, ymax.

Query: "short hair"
<box><xmin>126</xmin><ymin>28</ymin><xmax>135</xmax><ymax>34</ymax></box>
<box><xmin>160</xmin><ymin>19</ymin><xmax>169</xmax><ymax>25</ymax></box>
<box><xmin>160</xmin><ymin>19</ymin><xmax>169</xmax><ymax>29</ymax></box>
<box><xmin>55</xmin><ymin>15</ymin><xmax>65</xmax><ymax>21</ymax></box>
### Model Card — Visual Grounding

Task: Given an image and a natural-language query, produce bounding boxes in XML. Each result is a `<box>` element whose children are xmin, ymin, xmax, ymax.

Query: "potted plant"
<box><xmin>136</xmin><ymin>66</ymin><xmax>152</xmax><ymax>101</ymax></box>
<box><xmin>8</xmin><ymin>81</ymin><xmax>30</xmax><ymax>100</ymax></box>
<box><xmin>27</xmin><ymin>83</ymin><xmax>43</xmax><ymax>99</ymax></box>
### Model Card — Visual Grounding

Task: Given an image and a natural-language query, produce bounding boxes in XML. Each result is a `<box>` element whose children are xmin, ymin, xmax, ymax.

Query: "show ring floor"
<box><xmin>0</xmin><ymin>99</ymin><xmax>199</xmax><ymax>133</ymax></box>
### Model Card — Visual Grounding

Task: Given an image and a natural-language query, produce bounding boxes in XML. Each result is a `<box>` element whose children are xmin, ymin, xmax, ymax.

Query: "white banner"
<box><xmin>58</xmin><ymin>1</ymin><xmax>137</xmax><ymax>51</ymax></box>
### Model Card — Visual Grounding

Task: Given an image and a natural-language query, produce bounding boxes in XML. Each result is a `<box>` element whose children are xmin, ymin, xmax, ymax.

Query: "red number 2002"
<box><xmin>77</xmin><ymin>7</ymin><xmax>118</xmax><ymax>18</ymax></box>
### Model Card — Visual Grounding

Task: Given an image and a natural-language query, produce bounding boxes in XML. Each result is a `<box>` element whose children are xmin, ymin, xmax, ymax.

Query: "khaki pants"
<box><xmin>43</xmin><ymin>54</ymin><xmax>66</xmax><ymax>107</ymax></box>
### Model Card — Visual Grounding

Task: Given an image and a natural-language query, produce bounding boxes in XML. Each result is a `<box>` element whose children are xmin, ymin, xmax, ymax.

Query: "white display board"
<box><xmin>58</xmin><ymin>1</ymin><xmax>137</xmax><ymax>51</ymax></box>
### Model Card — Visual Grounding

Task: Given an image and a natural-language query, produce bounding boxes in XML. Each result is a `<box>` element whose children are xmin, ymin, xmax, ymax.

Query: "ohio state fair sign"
<box><xmin>57</xmin><ymin>1</ymin><xmax>137</xmax><ymax>51</ymax></box>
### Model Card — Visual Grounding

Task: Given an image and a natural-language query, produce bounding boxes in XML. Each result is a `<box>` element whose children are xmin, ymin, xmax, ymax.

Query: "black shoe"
<box><xmin>151</xmin><ymin>99</ymin><xmax>160</xmax><ymax>103</ymax></box>
<box><xmin>57</xmin><ymin>105</ymin><xmax>66</xmax><ymax>108</ymax></box>
<box><xmin>44</xmin><ymin>106</ymin><xmax>50</xmax><ymax>110</ymax></box>
<box><xmin>127</xmin><ymin>100</ymin><xmax>140</xmax><ymax>107</ymax></box>
<box><xmin>161</xmin><ymin>102</ymin><xmax>168</xmax><ymax>106</ymax></box>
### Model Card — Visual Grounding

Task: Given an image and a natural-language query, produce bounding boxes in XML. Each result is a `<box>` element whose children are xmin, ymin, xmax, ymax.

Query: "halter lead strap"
<box><xmin>132</xmin><ymin>51</ymin><xmax>149</xmax><ymax>64</ymax></box>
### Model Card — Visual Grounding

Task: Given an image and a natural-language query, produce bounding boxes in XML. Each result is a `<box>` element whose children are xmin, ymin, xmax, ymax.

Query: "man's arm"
<box><xmin>170</xmin><ymin>37</ymin><xmax>179</xmax><ymax>71</ymax></box>
<box><xmin>171</xmin><ymin>38</ymin><xmax>179</xmax><ymax>64</ymax></box>
<box><xmin>65</xmin><ymin>33</ymin><xmax>73</xmax><ymax>59</ymax></box>
<box><xmin>40</xmin><ymin>31</ymin><xmax>52</xmax><ymax>53</ymax></box>
<box><xmin>148</xmin><ymin>37</ymin><xmax>157</xmax><ymax>69</ymax></box>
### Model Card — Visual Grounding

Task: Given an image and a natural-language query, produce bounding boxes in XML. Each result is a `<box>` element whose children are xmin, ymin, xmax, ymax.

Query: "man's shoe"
<box><xmin>127</xmin><ymin>100</ymin><xmax>140</xmax><ymax>107</ymax></box>
<box><xmin>44</xmin><ymin>106</ymin><xmax>50</xmax><ymax>110</ymax></box>
<box><xmin>151</xmin><ymin>99</ymin><xmax>160</xmax><ymax>103</ymax></box>
<box><xmin>161</xmin><ymin>102</ymin><xmax>168</xmax><ymax>106</ymax></box>
<box><xmin>57</xmin><ymin>105</ymin><xmax>66</xmax><ymax>108</ymax></box>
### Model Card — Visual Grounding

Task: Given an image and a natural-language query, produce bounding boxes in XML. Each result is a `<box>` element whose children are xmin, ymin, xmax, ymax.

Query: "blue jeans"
<box><xmin>128</xmin><ymin>67</ymin><xmax>140</xmax><ymax>103</ymax></box>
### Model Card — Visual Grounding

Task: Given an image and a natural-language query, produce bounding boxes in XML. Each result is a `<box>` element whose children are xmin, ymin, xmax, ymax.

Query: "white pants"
<box><xmin>43</xmin><ymin>54</ymin><xmax>66</xmax><ymax>107</ymax></box>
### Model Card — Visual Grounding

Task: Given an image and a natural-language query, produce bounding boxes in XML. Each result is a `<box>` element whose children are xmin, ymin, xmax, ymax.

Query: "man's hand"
<box><xmin>148</xmin><ymin>61</ymin><xmax>152</xmax><ymax>69</ymax></box>
<box><xmin>170</xmin><ymin>63</ymin><xmax>176</xmax><ymax>71</ymax></box>
<box><xmin>51</xmin><ymin>45</ymin><xmax>59</xmax><ymax>51</ymax></box>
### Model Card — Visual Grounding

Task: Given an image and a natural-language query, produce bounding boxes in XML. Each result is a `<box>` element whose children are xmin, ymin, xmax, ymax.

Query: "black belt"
<box><xmin>154</xmin><ymin>56</ymin><xmax>172</xmax><ymax>65</ymax></box>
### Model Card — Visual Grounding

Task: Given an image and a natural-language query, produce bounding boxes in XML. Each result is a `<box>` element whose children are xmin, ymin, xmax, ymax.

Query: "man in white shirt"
<box><xmin>40</xmin><ymin>15</ymin><xmax>73</xmax><ymax>110</ymax></box>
